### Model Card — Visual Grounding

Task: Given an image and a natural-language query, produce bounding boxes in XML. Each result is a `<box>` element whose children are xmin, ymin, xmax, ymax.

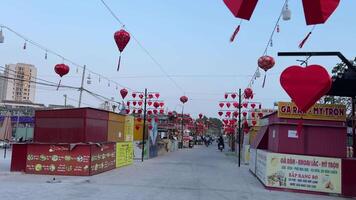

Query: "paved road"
<box><xmin>0</xmin><ymin>146</ymin><xmax>347</xmax><ymax>200</ymax></box>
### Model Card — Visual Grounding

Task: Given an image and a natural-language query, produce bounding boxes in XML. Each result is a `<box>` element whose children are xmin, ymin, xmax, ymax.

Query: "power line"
<box><xmin>99</xmin><ymin>0</ymin><xmax>184</xmax><ymax>93</ymax></box>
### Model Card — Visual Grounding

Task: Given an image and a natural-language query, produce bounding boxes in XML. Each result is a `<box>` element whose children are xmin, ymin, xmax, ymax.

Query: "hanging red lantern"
<box><xmin>155</xmin><ymin>93</ymin><xmax>160</xmax><ymax>98</ymax></box>
<box><xmin>242</xmin><ymin>112</ymin><xmax>247</xmax><ymax>117</ymax></box>
<box><xmin>132</xmin><ymin>93</ymin><xmax>137</xmax><ymax>98</ymax></box>
<box><xmin>139</xmin><ymin>94</ymin><xmax>144</xmax><ymax>99</ymax></box>
<box><xmin>126</xmin><ymin>101</ymin><xmax>130</xmax><ymax>107</ymax></box>
<box><xmin>244</xmin><ymin>88</ymin><xmax>253</xmax><ymax>99</ymax></box>
<box><xmin>218</xmin><ymin>111</ymin><xmax>223</xmax><ymax>116</ymax></box>
<box><xmin>180</xmin><ymin>96</ymin><xmax>188</xmax><ymax>104</ymax></box>
<box><xmin>138</xmin><ymin>101</ymin><xmax>143</xmax><ymax>106</ymax></box>
<box><xmin>226</xmin><ymin>102</ymin><xmax>231</xmax><ymax>108</ymax></box>
<box><xmin>147</xmin><ymin>118</ymin><xmax>152</xmax><ymax>123</ymax></box>
<box><xmin>233</xmin><ymin>102</ymin><xmax>239</xmax><ymax>108</ymax></box>
<box><xmin>159</xmin><ymin>102</ymin><xmax>164</xmax><ymax>107</ymax></box>
<box><xmin>258</xmin><ymin>112</ymin><xmax>264</xmax><ymax>118</ymax></box>
<box><xmin>120</xmin><ymin>88</ymin><xmax>128</xmax><ymax>99</ymax></box>
<box><xmin>242</xmin><ymin>102</ymin><xmax>248</xmax><ymax>108</ymax></box>
<box><xmin>138</xmin><ymin>109</ymin><xmax>143</xmax><ymax>114</ymax></box>
<box><xmin>219</xmin><ymin>102</ymin><xmax>224</xmax><ymax>108</ymax></box>
<box><xmin>250</xmin><ymin>103</ymin><xmax>256</xmax><ymax>109</ymax></box>
<box><xmin>153</xmin><ymin>109</ymin><xmax>158</xmax><ymax>115</ymax></box>
<box><xmin>251</xmin><ymin>112</ymin><xmax>256</xmax><ymax>118</ymax></box>
<box><xmin>231</xmin><ymin>93</ymin><xmax>237</xmax><ymax>99</ymax></box>
<box><xmin>258</xmin><ymin>55</ymin><xmax>275</xmax><ymax>87</ymax></box>
<box><xmin>125</xmin><ymin>109</ymin><xmax>130</xmax><ymax>114</ymax></box>
<box><xmin>148</xmin><ymin>94</ymin><xmax>154</xmax><ymax>99</ymax></box>
<box><xmin>224</xmin><ymin>93</ymin><xmax>228</xmax><ymax>99</ymax></box>
<box><xmin>148</xmin><ymin>125</ymin><xmax>153</xmax><ymax>130</ymax></box>
<box><xmin>114</xmin><ymin>29</ymin><xmax>130</xmax><ymax>71</ymax></box>
<box><xmin>54</xmin><ymin>64</ymin><xmax>70</xmax><ymax>89</ymax></box>
<box><xmin>132</xmin><ymin>101</ymin><xmax>137</xmax><ymax>106</ymax></box>
<box><xmin>233</xmin><ymin>111</ymin><xmax>239</xmax><ymax>118</ymax></box>
<box><xmin>147</xmin><ymin>101</ymin><xmax>152</xmax><ymax>106</ymax></box>
<box><xmin>199</xmin><ymin>113</ymin><xmax>203</xmax><ymax>119</ymax></box>
<box><xmin>147</xmin><ymin>110</ymin><xmax>152</xmax><ymax>115</ymax></box>
<box><xmin>153</xmin><ymin>102</ymin><xmax>160</xmax><ymax>109</ymax></box>
<box><xmin>252</xmin><ymin>120</ymin><xmax>257</xmax><ymax>126</ymax></box>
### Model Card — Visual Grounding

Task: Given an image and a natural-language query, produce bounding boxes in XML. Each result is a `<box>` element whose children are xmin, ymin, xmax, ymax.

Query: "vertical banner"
<box><xmin>116</xmin><ymin>142</ymin><xmax>133</xmax><ymax>168</ymax></box>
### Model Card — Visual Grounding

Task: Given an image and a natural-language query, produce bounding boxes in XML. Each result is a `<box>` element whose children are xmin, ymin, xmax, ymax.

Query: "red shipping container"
<box><xmin>23</xmin><ymin>142</ymin><xmax>116</xmax><ymax>176</ymax></box>
<box><xmin>34</xmin><ymin>108</ymin><xmax>108</xmax><ymax>143</ymax></box>
<box><xmin>342</xmin><ymin>158</ymin><xmax>356</xmax><ymax>197</ymax></box>
<box><xmin>10</xmin><ymin>143</ymin><xmax>28</xmax><ymax>172</ymax></box>
<box><xmin>265</xmin><ymin>112</ymin><xmax>346</xmax><ymax>158</ymax></box>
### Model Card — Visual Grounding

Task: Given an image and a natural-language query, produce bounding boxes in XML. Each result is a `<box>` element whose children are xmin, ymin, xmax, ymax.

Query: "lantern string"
<box><xmin>0</xmin><ymin>24</ymin><xmax>135</xmax><ymax>93</ymax></box>
<box><xmin>99</xmin><ymin>0</ymin><xmax>185</xmax><ymax>94</ymax></box>
<box><xmin>117</xmin><ymin>54</ymin><xmax>121</xmax><ymax>71</ymax></box>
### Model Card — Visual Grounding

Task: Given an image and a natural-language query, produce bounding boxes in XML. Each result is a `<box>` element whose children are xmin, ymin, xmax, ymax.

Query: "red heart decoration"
<box><xmin>242</xmin><ymin>102</ymin><xmax>248</xmax><ymax>108</ymax></box>
<box><xmin>126</xmin><ymin>101</ymin><xmax>130</xmax><ymax>107</ymax></box>
<box><xmin>219</xmin><ymin>102</ymin><xmax>224</xmax><ymax>108</ymax></box>
<box><xmin>147</xmin><ymin>110</ymin><xmax>152</xmax><ymax>115</ymax></box>
<box><xmin>242</xmin><ymin>112</ymin><xmax>247</xmax><ymax>117</ymax></box>
<box><xmin>139</xmin><ymin>94</ymin><xmax>144</xmax><ymax>99</ymax></box>
<box><xmin>132</xmin><ymin>93</ymin><xmax>137</xmax><ymax>98</ymax></box>
<box><xmin>137</xmin><ymin>117</ymin><xmax>142</xmax><ymax>122</ymax></box>
<box><xmin>132</xmin><ymin>101</ymin><xmax>137</xmax><ymax>106</ymax></box>
<box><xmin>252</xmin><ymin>120</ymin><xmax>257</xmax><ymax>126</ymax></box>
<box><xmin>218</xmin><ymin>111</ymin><xmax>223</xmax><ymax>116</ymax></box>
<box><xmin>138</xmin><ymin>109</ymin><xmax>143</xmax><ymax>114</ymax></box>
<box><xmin>258</xmin><ymin>112</ymin><xmax>263</xmax><ymax>118</ymax></box>
<box><xmin>148</xmin><ymin>125</ymin><xmax>153</xmax><ymax>130</ymax></box>
<box><xmin>224</xmin><ymin>94</ymin><xmax>228</xmax><ymax>99</ymax></box>
<box><xmin>250</xmin><ymin>103</ymin><xmax>256</xmax><ymax>109</ymax></box>
<box><xmin>233</xmin><ymin>102</ymin><xmax>239</xmax><ymax>108</ymax></box>
<box><xmin>147</xmin><ymin>118</ymin><xmax>152</xmax><ymax>123</ymax></box>
<box><xmin>160</xmin><ymin>109</ymin><xmax>164</xmax><ymax>114</ymax></box>
<box><xmin>148</xmin><ymin>94</ymin><xmax>154</xmax><ymax>99</ymax></box>
<box><xmin>231</xmin><ymin>93</ymin><xmax>237</xmax><ymax>99</ymax></box>
<box><xmin>155</xmin><ymin>93</ymin><xmax>160</xmax><ymax>98</ymax></box>
<box><xmin>226</xmin><ymin>111</ymin><xmax>231</xmax><ymax>117</ymax></box>
<box><xmin>251</xmin><ymin>112</ymin><xmax>255</xmax><ymax>118</ymax></box>
<box><xmin>159</xmin><ymin>102</ymin><xmax>164</xmax><ymax>107</ymax></box>
<box><xmin>226</xmin><ymin>102</ymin><xmax>231</xmax><ymax>108</ymax></box>
<box><xmin>233</xmin><ymin>111</ymin><xmax>238</xmax><ymax>118</ymax></box>
<box><xmin>138</xmin><ymin>101</ymin><xmax>143</xmax><ymax>106</ymax></box>
<box><xmin>302</xmin><ymin>0</ymin><xmax>340</xmax><ymax>25</ymax></box>
<box><xmin>223</xmin><ymin>0</ymin><xmax>258</xmax><ymax>20</ymax></box>
<box><xmin>148</xmin><ymin>101</ymin><xmax>152</xmax><ymax>106</ymax></box>
<box><xmin>135</xmin><ymin>125</ymin><xmax>140</xmax><ymax>130</ymax></box>
<box><xmin>280</xmin><ymin>65</ymin><xmax>332</xmax><ymax>112</ymax></box>
<box><xmin>153</xmin><ymin>109</ymin><xmax>158</xmax><ymax>115</ymax></box>
<box><xmin>125</xmin><ymin>109</ymin><xmax>130</xmax><ymax>114</ymax></box>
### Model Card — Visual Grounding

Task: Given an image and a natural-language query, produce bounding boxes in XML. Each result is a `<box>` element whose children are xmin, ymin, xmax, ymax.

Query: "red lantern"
<box><xmin>218</xmin><ymin>111</ymin><xmax>223</xmax><ymax>116</ymax></box>
<box><xmin>231</xmin><ymin>93</ymin><xmax>237</xmax><ymax>99</ymax></box>
<box><xmin>114</xmin><ymin>29</ymin><xmax>130</xmax><ymax>71</ymax></box>
<box><xmin>258</xmin><ymin>55</ymin><xmax>275</xmax><ymax>87</ymax></box>
<box><xmin>233</xmin><ymin>102</ymin><xmax>239</xmax><ymax>108</ymax></box>
<box><xmin>219</xmin><ymin>102</ymin><xmax>224</xmax><ymax>108</ymax></box>
<box><xmin>233</xmin><ymin>111</ymin><xmax>239</xmax><ymax>118</ymax></box>
<box><xmin>132</xmin><ymin>101</ymin><xmax>137</xmax><ymax>106</ymax></box>
<box><xmin>148</xmin><ymin>94</ymin><xmax>154</xmax><ymax>99</ymax></box>
<box><xmin>258</xmin><ymin>112</ymin><xmax>263</xmax><ymax>118</ymax></box>
<box><xmin>155</xmin><ymin>93</ymin><xmax>160</xmax><ymax>98</ymax></box>
<box><xmin>244</xmin><ymin>88</ymin><xmax>253</xmax><ymax>99</ymax></box>
<box><xmin>250</xmin><ymin>103</ymin><xmax>256</xmax><ymax>109</ymax></box>
<box><xmin>148</xmin><ymin>101</ymin><xmax>152</xmax><ymax>106</ymax></box>
<box><xmin>224</xmin><ymin>93</ymin><xmax>228</xmax><ymax>99</ymax></box>
<box><xmin>54</xmin><ymin>64</ymin><xmax>70</xmax><ymax>89</ymax></box>
<box><xmin>153</xmin><ymin>102</ymin><xmax>160</xmax><ymax>109</ymax></box>
<box><xmin>242</xmin><ymin>102</ymin><xmax>248</xmax><ymax>108</ymax></box>
<box><xmin>180</xmin><ymin>96</ymin><xmax>188</xmax><ymax>104</ymax></box>
<box><xmin>120</xmin><ymin>88</ymin><xmax>128</xmax><ymax>99</ymax></box>
<box><xmin>153</xmin><ymin>109</ymin><xmax>158</xmax><ymax>115</ymax></box>
<box><xmin>159</xmin><ymin>102</ymin><xmax>164</xmax><ymax>107</ymax></box>
<box><xmin>138</xmin><ymin>101</ymin><xmax>143</xmax><ymax>106</ymax></box>
<box><xmin>132</xmin><ymin>93</ymin><xmax>137</xmax><ymax>98</ymax></box>
<box><xmin>126</xmin><ymin>101</ymin><xmax>130</xmax><ymax>107</ymax></box>
<box><xmin>242</xmin><ymin>112</ymin><xmax>247</xmax><ymax>117</ymax></box>
<box><xmin>139</xmin><ymin>94</ymin><xmax>144</xmax><ymax>99</ymax></box>
<box><xmin>199</xmin><ymin>113</ymin><xmax>203</xmax><ymax>119</ymax></box>
<box><xmin>147</xmin><ymin>110</ymin><xmax>152</xmax><ymax>115</ymax></box>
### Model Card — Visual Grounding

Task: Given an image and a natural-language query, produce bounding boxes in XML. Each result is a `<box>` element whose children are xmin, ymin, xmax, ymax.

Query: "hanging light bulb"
<box><xmin>0</xmin><ymin>28</ymin><xmax>4</xmax><ymax>43</ymax></box>
<box><xmin>270</xmin><ymin>39</ymin><xmax>273</xmax><ymax>47</ymax></box>
<box><xmin>45</xmin><ymin>50</ymin><xmax>48</xmax><ymax>59</ymax></box>
<box><xmin>87</xmin><ymin>73</ymin><xmax>92</xmax><ymax>84</ymax></box>
<box><xmin>23</xmin><ymin>40</ymin><xmax>27</xmax><ymax>49</ymax></box>
<box><xmin>282</xmin><ymin>1</ymin><xmax>291</xmax><ymax>21</ymax></box>
<box><xmin>255</xmin><ymin>69</ymin><xmax>261</xmax><ymax>78</ymax></box>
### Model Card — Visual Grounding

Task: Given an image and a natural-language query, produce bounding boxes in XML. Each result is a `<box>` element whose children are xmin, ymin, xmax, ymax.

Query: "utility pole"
<box><xmin>63</xmin><ymin>94</ymin><xmax>67</xmax><ymax>107</ymax></box>
<box><xmin>141</xmin><ymin>88</ymin><xmax>148</xmax><ymax>162</ymax></box>
<box><xmin>238</xmin><ymin>88</ymin><xmax>242</xmax><ymax>167</ymax></box>
<box><xmin>78</xmin><ymin>65</ymin><xmax>86</xmax><ymax>107</ymax></box>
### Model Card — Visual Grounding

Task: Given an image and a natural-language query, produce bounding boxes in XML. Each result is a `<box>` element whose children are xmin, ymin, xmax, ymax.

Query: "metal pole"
<box><xmin>64</xmin><ymin>94</ymin><xmax>67</xmax><ymax>107</ymax></box>
<box><xmin>353</xmin><ymin>97</ymin><xmax>356</xmax><ymax>158</ymax></box>
<box><xmin>238</xmin><ymin>88</ymin><xmax>242</xmax><ymax>167</ymax></box>
<box><xmin>181</xmin><ymin>105</ymin><xmax>184</xmax><ymax>148</ymax></box>
<box><xmin>78</xmin><ymin>65</ymin><xmax>86</xmax><ymax>107</ymax></box>
<box><xmin>141</xmin><ymin>89</ymin><xmax>148</xmax><ymax>162</ymax></box>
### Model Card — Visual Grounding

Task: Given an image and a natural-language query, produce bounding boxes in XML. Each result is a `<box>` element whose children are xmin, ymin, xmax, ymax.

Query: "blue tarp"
<box><xmin>0</xmin><ymin>116</ymin><xmax>34</xmax><ymax>123</ymax></box>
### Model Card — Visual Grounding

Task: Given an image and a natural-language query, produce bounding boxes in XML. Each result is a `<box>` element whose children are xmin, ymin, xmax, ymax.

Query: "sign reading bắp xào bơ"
<box><xmin>277</xmin><ymin>102</ymin><xmax>346</xmax><ymax>121</ymax></box>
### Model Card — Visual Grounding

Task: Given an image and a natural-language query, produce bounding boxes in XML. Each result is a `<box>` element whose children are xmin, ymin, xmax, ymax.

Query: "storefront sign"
<box><xmin>90</xmin><ymin>143</ymin><xmax>116</xmax><ymax>175</ymax></box>
<box><xmin>278</xmin><ymin>102</ymin><xmax>346</xmax><ymax>121</ymax></box>
<box><xmin>256</xmin><ymin>150</ymin><xmax>268</xmax><ymax>185</ymax></box>
<box><xmin>116</xmin><ymin>142</ymin><xmax>133</xmax><ymax>168</ymax></box>
<box><xmin>256</xmin><ymin>150</ymin><xmax>342</xmax><ymax>194</ymax></box>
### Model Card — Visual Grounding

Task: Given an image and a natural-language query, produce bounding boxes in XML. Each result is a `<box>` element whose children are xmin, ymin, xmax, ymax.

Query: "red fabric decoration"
<box><xmin>132</xmin><ymin>101</ymin><xmax>137</xmax><ymax>106</ymax></box>
<box><xmin>132</xmin><ymin>93</ymin><xmax>136</xmax><ymax>98</ymax></box>
<box><xmin>298</xmin><ymin>31</ymin><xmax>312</xmax><ymax>49</ymax></box>
<box><xmin>138</xmin><ymin>101</ymin><xmax>143</xmax><ymax>106</ymax></box>
<box><xmin>147</xmin><ymin>110</ymin><xmax>152</xmax><ymax>115</ymax></box>
<box><xmin>219</xmin><ymin>102</ymin><xmax>225</xmax><ymax>108</ymax></box>
<box><xmin>233</xmin><ymin>102</ymin><xmax>239</xmax><ymax>108</ymax></box>
<box><xmin>126</xmin><ymin>101</ymin><xmax>130</xmax><ymax>107</ymax></box>
<box><xmin>226</xmin><ymin>102</ymin><xmax>231</xmax><ymax>108</ymax></box>
<box><xmin>155</xmin><ymin>93</ymin><xmax>160</xmax><ymax>98</ymax></box>
<box><xmin>114</xmin><ymin>29</ymin><xmax>130</xmax><ymax>71</ymax></box>
<box><xmin>139</xmin><ymin>94</ymin><xmax>144</xmax><ymax>99</ymax></box>
<box><xmin>218</xmin><ymin>111</ymin><xmax>223</xmax><ymax>116</ymax></box>
<box><xmin>242</xmin><ymin>102</ymin><xmax>248</xmax><ymax>108</ymax></box>
<box><xmin>148</xmin><ymin>101</ymin><xmax>152</xmax><ymax>106</ymax></box>
<box><xmin>231</xmin><ymin>93</ymin><xmax>237</xmax><ymax>99</ymax></box>
<box><xmin>242</xmin><ymin>112</ymin><xmax>247</xmax><ymax>117</ymax></box>
<box><xmin>302</xmin><ymin>0</ymin><xmax>340</xmax><ymax>25</ymax></box>
<box><xmin>54</xmin><ymin>64</ymin><xmax>70</xmax><ymax>77</ymax></box>
<box><xmin>223</xmin><ymin>0</ymin><xmax>258</xmax><ymax>20</ymax></box>
<box><xmin>153</xmin><ymin>102</ymin><xmax>160</xmax><ymax>109</ymax></box>
<box><xmin>224</xmin><ymin>93</ymin><xmax>228</xmax><ymax>99</ymax></box>
<box><xmin>280</xmin><ymin>65</ymin><xmax>332</xmax><ymax>112</ymax></box>
<box><xmin>180</xmin><ymin>96</ymin><xmax>188</xmax><ymax>104</ymax></box>
<box><xmin>120</xmin><ymin>88</ymin><xmax>128</xmax><ymax>99</ymax></box>
<box><xmin>244</xmin><ymin>88</ymin><xmax>253</xmax><ymax>99</ymax></box>
<box><xmin>250</xmin><ymin>103</ymin><xmax>256</xmax><ymax>109</ymax></box>
<box><xmin>159</xmin><ymin>102</ymin><xmax>164</xmax><ymax>107</ymax></box>
<box><xmin>199</xmin><ymin>113</ymin><xmax>203</xmax><ymax>119</ymax></box>
<box><xmin>230</xmin><ymin>25</ymin><xmax>240</xmax><ymax>43</ymax></box>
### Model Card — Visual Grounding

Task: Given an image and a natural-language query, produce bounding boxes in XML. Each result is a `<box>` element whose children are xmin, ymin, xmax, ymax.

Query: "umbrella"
<box><xmin>0</xmin><ymin>112</ymin><xmax>13</xmax><ymax>158</ymax></box>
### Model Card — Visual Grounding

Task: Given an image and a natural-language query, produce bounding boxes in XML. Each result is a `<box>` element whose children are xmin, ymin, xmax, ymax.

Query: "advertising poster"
<box><xmin>256</xmin><ymin>150</ymin><xmax>268</xmax><ymax>185</ymax></box>
<box><xmin>90</xmin><ymin>143</ymin><xmax>116</xmax><ymax>175</ymax></box>
<box><xmin>277</xmin><ymin>102</ymin><xmax>346</xmax><ymax>121</ymax></box>
<box><xmin>265</xmin><ymin>152</ymin><xmax>342</xmax><ymax>194</ymax></box>
<box><xmin>26</xmin><ymin>144</ymin><xmax>91</xmax><ymax>176</ymax></box>
<box><xmin>249</xmin><ymin>148</ymin><xmax>257</xmax><ymax>174</ymax></box>
<box><xmin>133</xmin><ymin>140</ymin><xmax>148</xmax><ymax>160</ymax></box>
<box><xmin>116</xmin><ymin>142</ymin><xmax>133</xmax><ymax>168</ymax></box>
<box><xmin>148</xmin><ymin>121</ymin><xmax>158</xmax><ymax>158</ymax></box>
<box><xmin>124</xmin><ymin>116</ymin><xmax>134</xmax><ymax>142</ymax></box>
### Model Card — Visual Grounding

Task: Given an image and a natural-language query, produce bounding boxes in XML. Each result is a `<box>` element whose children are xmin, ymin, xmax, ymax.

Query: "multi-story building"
<box><xmin>0</xmin><ymin>63</ymin><xmax>37</xmax><ymax>102</ymax></box>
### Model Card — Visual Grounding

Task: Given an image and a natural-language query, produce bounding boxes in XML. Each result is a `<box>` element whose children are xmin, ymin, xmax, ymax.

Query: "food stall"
<box><xmin>249</xmin><ymin>102</ymin><xmax>356</xmax><ymax>197</ymax></box>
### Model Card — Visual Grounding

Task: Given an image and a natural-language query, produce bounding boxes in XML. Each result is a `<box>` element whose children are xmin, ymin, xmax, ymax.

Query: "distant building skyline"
<box><xmin>0</xmin><ymin>63</ymin><xmax>37</xmax><ymax>103</ymax></box>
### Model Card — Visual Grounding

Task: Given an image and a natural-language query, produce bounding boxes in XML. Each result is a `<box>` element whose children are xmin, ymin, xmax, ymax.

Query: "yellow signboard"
<box><xmin>116</xmin><ymin>142</ymin><xmax>133</xmax><ymax>168</ymax></box>
<box><xmin>277</xmin><ymin>102</ymin><xmax>346</xmax><ymax>121</ymax></box>
<box><xmin>256</xmin><ymin>150</ymin><xmax>342</xmax><ymax>194</ymax></box>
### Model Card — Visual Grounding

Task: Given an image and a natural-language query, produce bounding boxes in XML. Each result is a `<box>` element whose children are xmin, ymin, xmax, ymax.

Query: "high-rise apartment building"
<box><xmin>0</xmin><ymin>63</ymin><xmax>37</xmax><ymax>102</ymax></box>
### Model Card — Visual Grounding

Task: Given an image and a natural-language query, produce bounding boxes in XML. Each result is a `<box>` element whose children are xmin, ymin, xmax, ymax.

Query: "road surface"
<box><xmin>0</xmin><ymin>146</ymin><xmax>347</xmax><ymax>200</ymax></box>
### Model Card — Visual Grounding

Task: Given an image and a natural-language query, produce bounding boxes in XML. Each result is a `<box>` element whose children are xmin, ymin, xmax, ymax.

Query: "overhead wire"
<box><xmin>99</xmin><ymin>0</ymin><xmax>185</xmax><ymax>93</ymax></box>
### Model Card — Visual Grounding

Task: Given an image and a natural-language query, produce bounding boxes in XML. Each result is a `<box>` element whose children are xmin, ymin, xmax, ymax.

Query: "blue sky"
<box><xmin>1</xmin><ymin>1</ymin><xmax>355</xmax><ymax>118</ymax></box>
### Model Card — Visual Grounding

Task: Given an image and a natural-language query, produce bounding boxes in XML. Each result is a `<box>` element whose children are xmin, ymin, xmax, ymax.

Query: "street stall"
<box><xmin>249</xmin><ymin>102</ymin><xmax>354</xmax><ymax>196</ymax></box>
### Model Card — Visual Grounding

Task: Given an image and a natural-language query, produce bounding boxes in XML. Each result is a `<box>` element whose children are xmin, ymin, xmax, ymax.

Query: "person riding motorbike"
<box><xmin>217</xmin><ymin>135</ymin><xmax>224</xmax><ymax>151</ymax></box>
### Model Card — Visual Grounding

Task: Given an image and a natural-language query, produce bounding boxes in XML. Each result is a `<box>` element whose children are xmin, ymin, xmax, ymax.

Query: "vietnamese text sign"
<box><xmin>278</xmin><ymin>102</ymin><xmax>346</xmax><ymax>121</ymax></box>
<box><xmin>264</xmin><ymin>151</ymin><xmax>342</xmax><ymax>194</ymax></box>
<box><xmin>116</xmin><ymin>142</ymin><xmax>133</xmax><ymax>168</ymax></box>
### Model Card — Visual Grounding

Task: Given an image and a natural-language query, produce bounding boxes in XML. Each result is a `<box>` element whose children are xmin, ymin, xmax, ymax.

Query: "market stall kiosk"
<box><xmin>250</xmin><ymin>102</ymin><xmax>356</xmax><ymax>197</ymax></box>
